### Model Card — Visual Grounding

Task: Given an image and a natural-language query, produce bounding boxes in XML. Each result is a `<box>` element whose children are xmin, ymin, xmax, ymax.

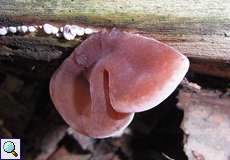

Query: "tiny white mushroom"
<box><xmin>17</xmin><ymin>26</ymin><xmax>22</xmax><ymax>32</ymax></box>
<box><xmin>52</xmin><ymin>26</ymin><xmax>59</xmax><ymax>34</ymax></box>
<box><xmin>60</xmin><ymin>27</ymin><xmax>64</xmax><ymax>32</ymax></box>
<box><xmin>28</xmin><ymin>26</ymin><xmax>37</xmax><ymax>32</ymax></box>
<box><xmin>43</xmin><ymin>23</ymin><xmax>59</xmax><ymax>34</ymax></box>
<box><xmin>39</xmin><ymin>25</ymin><xmax>43</xmax><ymax>29</ymax></box>
<box><xmin>0</xmin><ymin>27</ymin><xmax>7</xmax><ymax>35</ymax></box>
<box><xmin>43</xmin><ymin>23</ymin><xmax>53</xmax><ymax>34</ymax></box>
<box><xmin>21</xmin><ymin>25</ymin><xmax>28</xmax><ymax>33</ymax></box>
<box><xmin>8</xmin><ymin>26</ymin><xmax>17</xmax><ymax>33</ymax></box>
<box><xmin>84</xmin><ymin>28</ymin><xmax>94</xmax><ymax>35</ymax></box>
<box><xmin>71</xmin><ymin>25</ymin><xmax>84</xmax><ymax>36</ymax></box>
<box><xmin>63</xmin><ymin>25</ymin><xmax>76</xmax><ymax>40</ymax></box>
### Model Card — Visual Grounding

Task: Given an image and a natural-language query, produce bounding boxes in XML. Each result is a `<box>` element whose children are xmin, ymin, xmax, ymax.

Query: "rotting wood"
<box><xmin>0</xmin><ymin>0</ymin><xmax>230</xmax><ymax>78</ymax></box>
<box><xmin>178</xmin><ymin>81</ymin><xmax>230</xmax><ymax>159</ymax></box>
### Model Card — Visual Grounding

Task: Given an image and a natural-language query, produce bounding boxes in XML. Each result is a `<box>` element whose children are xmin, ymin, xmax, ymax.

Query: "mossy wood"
<box><xmin>0</xmin><ymin>0</ymin><xmax>230</xmax><ymax>78</ymax></box>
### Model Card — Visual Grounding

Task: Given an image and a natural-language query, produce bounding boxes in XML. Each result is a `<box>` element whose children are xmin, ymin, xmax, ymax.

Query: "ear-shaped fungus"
<box><xmin>50</xmin><ymin>29</ymin><xmax>189</xmax><ymax>138</ymax></box>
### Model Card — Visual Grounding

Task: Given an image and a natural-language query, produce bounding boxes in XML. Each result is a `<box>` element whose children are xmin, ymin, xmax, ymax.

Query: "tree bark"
<box><xmin>178</xmin><ymin>81</ymin><xmax>230</xmax><ymax>159</ymax></box>
<box><xmin>0</xmin><ymin>0</ymin><xmax>230</xmax><ymax>78</ymax></box>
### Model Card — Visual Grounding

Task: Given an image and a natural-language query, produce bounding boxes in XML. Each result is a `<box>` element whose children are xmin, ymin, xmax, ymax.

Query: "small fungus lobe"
<box><xmin>28</xmin><ymin>26</ymin><xmax>37</xmax><ymax>32</ymax></box>
<box><xmin>63</xmin><ymin>25</ymin><xmax>76</xmax><ymax>40</ymax></box>
<box><xmin>8</xmin><ymin>26</ymin><xmax>17</xmax><ymax>33</ymax></box>
<box><xmin>0</xmin><ymin>27</ymin><xmax>8</xmax><ymax>35</ymax></box>
<box><xmin>84</xmin><ymin>28</ymin><xmax>94</xmax><ymax>35</ymax></box>
<box><xmin>49</xmin><ymin>29</ymin><xmax>189</xmax><ymax>138</ymax></box>
<box><xmin>21</xmin><ymin>25</ymin><xmax>28</xmax><ymax>33</ymax></box>
<box><xmin>43</xmin><ymin>23</ymin><xmax>58</xmax><ymax>35</ymax></box>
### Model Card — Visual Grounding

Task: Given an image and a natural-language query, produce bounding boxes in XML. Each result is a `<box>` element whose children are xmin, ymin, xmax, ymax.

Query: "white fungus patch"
<box><xmin>71</xmin><ymin>25</ymin><xmax>85</xmax><ymax>36</ymax></box>
<box><xmin>43</xmin><ymin>23</ymin><xmax>58</xmax><ymax>35</ymax></box>
<box><xmin>21</xmin><ymin>25</ymin><xmax>28</xmax><ymax>33</ymax></box>
<box><xmin>63</xmin><ymin>25</ymin><xmax>76</xmax><ymax>40</ymax></box>
<box><xmin>0</xmin><ymin>23</ymin><xmax>96</xmax><ymax>40</ymax></box>
<box><xmin>17</xmin><ymin>26</ymin><xmax>22</xmax><ymax>32</ymax></box>
<box><xmin>43</xmin><ymin>24</ymin><xmax>53</xmax><ymax>34</ymax></box>
<box><xmin>52</xmin><ymin>26</ymin><xmax>59</xmax><ymax>34</ymax></box>
<box><xmin>84</xmin><ymin>28</ymin><xmax>94</xmax><ymax>35</ymax></box>
<box><xmin>8</xmin><ymin>26</ymin><xmax>17</xmax><ymax>33</ymax></box>
<box><xmin>63</xmin><ymin>25</ymin><xmax>87</xmax><ymax>40</ymax></box>
<box><xmin>55</xmin><ymin>32</ymin><xmax>61</xmax><ymax>37</ymax></box>
<box><xmin>0</xmin><ymin>27</ymin><xmax>8</xmax><ymax>36</ymax></box>
<box><xmin>60</xmin><ymin>27</ymin><xmax>64</xmax><ymax>32</ymax></box>
<box><xmin>28</xmin><ymin>26</ymin><xmax>37</xmax><ymax>32</ymax></box>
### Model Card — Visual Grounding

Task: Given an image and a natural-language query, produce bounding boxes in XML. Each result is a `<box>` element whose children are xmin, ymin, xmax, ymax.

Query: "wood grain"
<box><xmin>0</xmin><ymin>0</ymin><xmax>229</xmax><ymax>78</ymax></box>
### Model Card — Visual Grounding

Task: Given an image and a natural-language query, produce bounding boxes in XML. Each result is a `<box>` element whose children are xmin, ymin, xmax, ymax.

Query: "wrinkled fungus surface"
<box><xmin>50</xmin><ymin>29</ymin><xmax>189</xmax><ymax>138</ymax></box>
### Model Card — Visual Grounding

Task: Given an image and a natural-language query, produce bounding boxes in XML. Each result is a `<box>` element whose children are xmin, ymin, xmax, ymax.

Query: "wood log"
<box><xmin>0</xmin><ymin>0</ymin><xmax>230</xmax><ymax>78</ymax></box>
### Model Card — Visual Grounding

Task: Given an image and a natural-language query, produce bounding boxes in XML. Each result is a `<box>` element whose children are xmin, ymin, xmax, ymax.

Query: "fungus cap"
<box><xmin>50</xmin><ymin>29</ymin><xmax>189</xmax><ymax>138</ymax></box>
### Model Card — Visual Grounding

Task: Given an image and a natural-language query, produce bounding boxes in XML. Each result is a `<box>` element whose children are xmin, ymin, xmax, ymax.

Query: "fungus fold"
<box><xmin>50</xmin><ymin>29</ymin><xmax>189</xmax><ymax>138</ymax></box>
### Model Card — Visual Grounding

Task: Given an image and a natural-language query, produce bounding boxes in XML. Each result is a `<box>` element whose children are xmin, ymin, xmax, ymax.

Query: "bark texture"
<box><xmin>0</xmin><ymin>0</ymin><xmax>230</xmax><ymax>78</ymax></box>
<box><xmin>178</xmin><ymin>82</ymin><xmax>230</xmax><ymax>160</ymax></box>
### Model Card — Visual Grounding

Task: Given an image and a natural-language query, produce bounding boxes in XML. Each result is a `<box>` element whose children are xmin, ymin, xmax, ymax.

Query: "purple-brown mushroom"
<box><xmin>49</xmin><ymin>29</ymin><xmax>189</xmax><ymax>138</ymax></box>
